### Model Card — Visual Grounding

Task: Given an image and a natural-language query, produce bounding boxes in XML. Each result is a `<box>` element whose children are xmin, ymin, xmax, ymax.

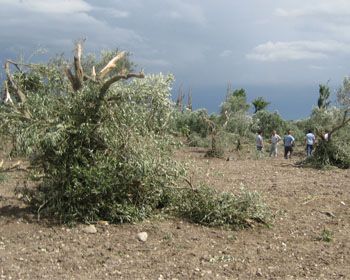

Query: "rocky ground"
<box><xmin>0</xmin><ymin>146</ymin><xmax>349</xmax><ymax>279</ymax></box>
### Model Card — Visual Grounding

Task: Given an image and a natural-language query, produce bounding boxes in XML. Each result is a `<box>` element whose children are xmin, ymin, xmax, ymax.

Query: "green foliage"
<box><xmin>204</xmin><ymin>131</ymin><xmax>225</xmax><ymax>158</ymax></box>
<box><xmin>317</xmin><ymin>228</ymin><xmax>333</xmax><ymax>242</ymax></box>
<box><xmin>12</xmin><ymin>72</ymin><xmax>44</xmax><ymax>94</ymax></box>
<box><xmin>308</xmin><ymin>107</ymin><xmax>343</xmax><ymax>133</ymax></box>
<box><xmin>172</xmin><ymin>109</ymin><xmax>211</xmax><ymax>138</ymax></box>
<box><xmin>224</xmin><ymin>113</ymin><xmax>252</xmax><ymax>138</ymax></box>
<box><xmin>231</xmin><ymin>88</ymin><xmax>246</xmax><ymax>98</ymax></box>
<box><xmin>174</xmin><ymin>186</ymin><xmax>270</xmax><ymax>229</ymax></box>
<box><xmin>186</xmin><ymin>133</ymin><xmax>210</xmax><ymax>148</ymax></box>
<box><xmin>251</xmin><ymin>110</ymin><xmax>287</xmax><ymax>137</ymax></box>
<box><xmin>252</xmin><ymin>97</ymin><xmax>270</xmax><ymax>113</ymax></box>
<box><xmin>1</xmin><ymin>68</ymin><xmax>185</xmax><ymax>223</ymax></box>
<box><xmin>318</xmin><ymin>84</ymin><xmax>331</xmax><ymax>109</ymax></box>
<box><xmin>214</xmin><ymin>131</ymin><xmax>239</xmax><ymax>152</ymax></box>
<box><xmin>220</xmin><ymin>88</ymin><xmax>252</xmax><ymax>147</ymax></box>
<box><xmin>337</xmin><ymin>76</ymin><xmax>350</xmax><ymax>109</ymax></box>
<box><xmin>221</xmin><ymin>88</ymin><xmax>250</xmax><ymax>115</ymax></box>
<box><xmin>0</xmin><ymin>173</ymin><xmax>6</xmax><ymax>184</ymax></box>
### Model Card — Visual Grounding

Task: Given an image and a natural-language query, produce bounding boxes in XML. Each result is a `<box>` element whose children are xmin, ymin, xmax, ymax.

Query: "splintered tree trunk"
<box><xmin>2</xmin><ymin>41</ymin><xmax>145</xmax><ymax>128</ymax></box>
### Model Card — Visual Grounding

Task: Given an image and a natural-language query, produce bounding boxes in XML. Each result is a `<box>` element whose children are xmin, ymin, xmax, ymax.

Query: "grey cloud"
<box><xmin>0</xmin><ymin>0</ymin><xmax>92</xmax><ymax>14</ymax></box>
<box><xmin>247</xmin><ymin>40</ymin><xmax>350</xmax><ymax>62</ymax></box>
<box><xmin>276</xmin><ymin>1</ymin><xmax>350</xmax><ymax>18</ymax></box>
<box><xmin>0</xmin><ymin>1</ymin><xmax>142</xmax><ymax>56</ymax></box>
<box><xmin>1</xmin><ymin>0</ymin><xmax>350</xmax><ymax>108</ymax></box>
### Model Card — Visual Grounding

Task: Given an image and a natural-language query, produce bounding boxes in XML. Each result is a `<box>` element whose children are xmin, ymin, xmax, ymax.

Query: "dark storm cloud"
<box><xmin>1</xmin><ymin>0</ymin><xmax>350</xmax><ymax>118</ymax></box>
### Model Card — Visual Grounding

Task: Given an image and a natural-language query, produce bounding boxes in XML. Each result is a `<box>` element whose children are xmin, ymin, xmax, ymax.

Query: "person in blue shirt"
<box><xmin>283</xmin><ymin>130</ymin><xmax>295</xmax><ymax>159</ymax></box>
<box><xmin>305</xmin><ymin>129</ymin><xmax>316</xmax><ymax>157</ymax></box>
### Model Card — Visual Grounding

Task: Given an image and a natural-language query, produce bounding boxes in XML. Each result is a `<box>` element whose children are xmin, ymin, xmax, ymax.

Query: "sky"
<box><xmin>1</xmin><ymin>0</ymin><xmax>350</xmax><ymax>119</ymax></box>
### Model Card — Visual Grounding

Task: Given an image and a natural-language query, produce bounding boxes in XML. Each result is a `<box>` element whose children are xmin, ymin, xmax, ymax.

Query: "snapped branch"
<box><xmin>4</xmin><ymin>61</ymin><xmax>27</xmax><ymax>103</ymax></box>
<box><xmin>98</xmin><ymin>51</ymin><xmax>126</xmax><ymax>80</ymax></box>
<box><xmin>2</xmin><ymin>80</ymin><xmax>14</xmax><ymax>104</ymax></box>
<box><xmin>65</xmin><ymin>42</ymin><xmax>84</xmax><ymax>91</ymax></box>
<box><xmin>99</xmin><ymin>71</ymin><xmax>145</xmax><ymax>99</ymax></box>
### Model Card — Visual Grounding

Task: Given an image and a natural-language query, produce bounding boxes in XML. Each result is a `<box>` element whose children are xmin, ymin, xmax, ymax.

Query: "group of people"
<box><xmin>256</xmin><ymin>129</ymin><xmax>317</xmax><ymax>159</ymax></box>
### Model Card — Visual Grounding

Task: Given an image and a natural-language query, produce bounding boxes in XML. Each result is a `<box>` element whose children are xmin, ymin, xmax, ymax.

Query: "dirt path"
<box><xmin>0</xmin><ymin>148</ymin><xmax>349</xmax><ymax>279</ymax></box>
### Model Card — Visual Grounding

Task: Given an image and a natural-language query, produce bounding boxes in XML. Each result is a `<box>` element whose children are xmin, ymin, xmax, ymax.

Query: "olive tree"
<box><xmin>302</xmin><ymin>77</ymin><xmax>350</xmax><ymax>168</ymax></box>
<box><xmin>0</xmin><ymin>42</ymin><xmax>184</xmax><ymax>223</ymax></box>
<box><xmin>317</xmin><ymin>84</ymin><xmax>331</xmax><ymax>110</ymax></box>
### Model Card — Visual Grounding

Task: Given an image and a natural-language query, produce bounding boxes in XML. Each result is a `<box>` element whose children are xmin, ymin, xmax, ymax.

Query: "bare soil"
<box><xmin>0</xmin><ymin>147</ymin><xmax>349</xmax><ymax>279</ymax></box>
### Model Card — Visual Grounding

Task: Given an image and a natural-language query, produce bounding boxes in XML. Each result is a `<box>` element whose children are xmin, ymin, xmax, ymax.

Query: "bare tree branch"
<box><xmin>222</xmin><ymin>110</ymin><xmax>231</xmax><ymax>129</ymax></box>
<box><xmin>7</xmin><ymin>59</ymin><xmax>24</xmax><ymax>72</ymax></box>
<box><xmin>73</xmin><ymin>42</ymin><xmax>83</xmax><ymax>88</ymax></box>
<box><xmin>91</xmin><ymin>66</ymin><xmax>96</xmax><ymax>81</ymax></box>
<box><xmin>99</xmin><ymin>71</ymin><xmax>145</xmax><ymax>99</ymax></box>
<box><xmin>64</xmin><ymin>68</ymin><xmax>75</xmax><ymax>88</ymax></box>
<box><xmin>98</xmin><ymin>51</ymin><xmax>126</xmax><ymax>79</ymax></box>
<box><xmin>7</xmin><ymin>59</ymin><xmax>39</xmax><ymax>69</ymax></box>
<box><xmin>4</xmin><ymin>61</ymin><xmax>27</xmax><ymax>103</ymax></box>
<box><xmin>64</xmin><ymin>42</ymin><xmax>85</xmax><ymax>91</ymax></box>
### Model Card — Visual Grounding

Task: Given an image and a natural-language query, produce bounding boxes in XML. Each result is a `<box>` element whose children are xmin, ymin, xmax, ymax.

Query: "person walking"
<box><xmin>269</xmin><ymin>130</ymin><xmax>281</xmax><ymax>157</ymax></box>
<box><xmin>283</xmin><ymin>130</ymin><xmax>295</xmax><ymax>159</ymax></box>
<box><xmin>256</xmin><ymin>130</ymin><xmax>264</xmax><ymax>158</ymax></box>
<box><xmin>305</xmin><ymin>129</ymin><xmax>316</xmax><ymax>157</ymax></box>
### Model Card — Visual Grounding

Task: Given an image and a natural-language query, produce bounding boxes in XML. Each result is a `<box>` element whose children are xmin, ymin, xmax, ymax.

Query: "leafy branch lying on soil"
<box><xmin>166</xmin><ymin>186</ymin><xmax>271</xmax><ymax>229</ymax></box>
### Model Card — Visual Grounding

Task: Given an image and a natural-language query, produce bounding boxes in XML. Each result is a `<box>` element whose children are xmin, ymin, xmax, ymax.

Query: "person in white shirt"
<box><xmin>256</xmin><ymin>131</ymin><xmax>263</xmax><ymax>149</ymax></box>
<box><xmin>256</xmin><ymin>130</ymin><xmax>264</xmax><ymax>158</ymax></box>
<box><xmin>269</xmin><ymin>130</ymin><xmax>281</xmax><ymax>157</ymax></box>
<box><xmin>305</xmin><ymin>129</ymin><xmax>316</xmax><ymax>157</ymax></box>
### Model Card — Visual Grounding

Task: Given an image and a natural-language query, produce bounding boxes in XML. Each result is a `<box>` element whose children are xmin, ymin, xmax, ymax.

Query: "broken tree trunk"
<box><xmin>4</xmin><ymin>61</ymin><xmax>27</xmax><ymax>103</ymax></box>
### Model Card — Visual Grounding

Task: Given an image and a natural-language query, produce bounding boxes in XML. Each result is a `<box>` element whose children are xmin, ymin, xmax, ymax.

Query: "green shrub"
<box><xmin>173</xmin><ymin>186</ymin><xmax>270</xmax><ymax>229</ymax></box>
<box><xmin>317</xmin><ymin>228</ymin><xmax>333</xmax><ymax>242</ymax></box>
<box><xmin>251</xmin><ymin>110</ymin><xmax>287</xmax><ymax>137</ymax></box>
<box><xmin>4</xmin><ymin>73</ymin><xmax>185</xmax><ymax>223</ymax></box>
<box><xmin>186</xmin><ymin>133</ymin><xmax>210</xmax><ymax>148</ymax></box>
<box><xmin>172</xmin><ymin>109</ymin><xmax>211</xmax><ymax>138</ymax></box>
<box><xmin>0</xmin><ymin>173</ymin><xmax>6</xmax><ymax>184</ymax></box>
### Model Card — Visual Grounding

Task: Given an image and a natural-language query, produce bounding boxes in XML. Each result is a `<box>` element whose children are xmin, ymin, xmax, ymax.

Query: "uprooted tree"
<box><xmin>0</xmin><ymin>42</ymin><xmax>270</xmax><ymax>228</ymax></box>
